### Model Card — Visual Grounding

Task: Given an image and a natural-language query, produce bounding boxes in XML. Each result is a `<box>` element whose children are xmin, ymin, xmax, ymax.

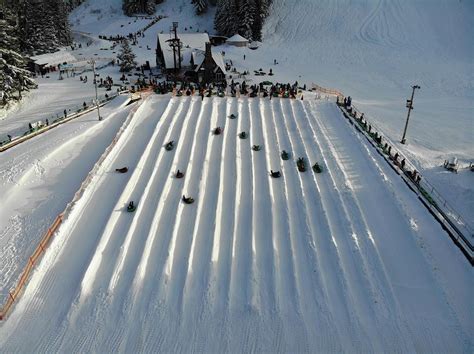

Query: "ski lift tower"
<box><xmin>401</xmin><ymin>84</ymin><xmax>420</xmax><ymax>144</ymax></box>
<box><xmin>166</xmin><ymin>22</ymin><xmax>182</xmax><ymax>75</ymax></box>
<box><xmin>88</xmin><ymin>59</ymin><xmax>102</xmax><ymax>121</ymax></box>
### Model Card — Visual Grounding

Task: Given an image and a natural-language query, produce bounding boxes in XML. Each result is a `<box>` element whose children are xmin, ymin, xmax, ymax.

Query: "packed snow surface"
<box><xmin>0</xmin><ymin>0</ymin><xmax>472</xmax><ymax>351</ymax></box>
<box><xmin>0</xmin><ymin>96</ymin><xmax>471</xmax><ymax>352</ymax></box>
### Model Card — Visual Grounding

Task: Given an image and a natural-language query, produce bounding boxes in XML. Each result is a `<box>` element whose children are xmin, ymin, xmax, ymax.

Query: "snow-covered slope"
<box><xmin>0</xmin><ymin>96</ymin><xmax>132</xmax><ymax>304</ymax></box>
<box><xmin>0</xmin><ymin>96</ymin><xmax>471</xmax><ymax>352</ymax></box>
<box><xmin>0</xmin><ymin>2</ymin><xmax>472</xmax><ymax>351</ymax></box>
<box><xmin>256</xmin><ymin>0</ymin><xmax>474</xmax><ymax>225</ymax></box>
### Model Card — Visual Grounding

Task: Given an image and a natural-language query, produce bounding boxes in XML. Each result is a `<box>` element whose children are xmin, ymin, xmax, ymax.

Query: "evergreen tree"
<box><xmin>65</xmin><ymin>0</ymin><xmax>86</xmax><ymax>12</ymax></box>
<box><xmin>251</xmin><ymin>0</ymin><xmax>263</xmax><ymax>41</ymax></box>
<box><xmin>0</xmin><ymin>7</ymin><xmax>36</xmax><ymax>106</ymax></box>
<box><xmin>215</xmin><ymin>0</ymin><xmax>272</xmax><ymax>41</ymax></box>
<box><xmin>236</xmin><ymin>0</ymin><xmax>255</xmax><ymax>40</ymax></box>
<box><xmin>117</xmin><ymin>40</ymin><xmax>137</xmax><ymax>72</ymax></box>
<box><xmin>123</xmin><ymin>0</ymin><xmax>157</xmax><ymax>16</ymax></box>
<box><xmin>16</xmin><ymin>0</ymin><xmax>72</xmax><ymax>55</ymax></box>
<box><xmin>192</xmin><ymin>0</ymin><xmax>208</xmax><ymax>15</ymax></box>
<box><xmin>50</xmin><ymin>0</ymin><xmax>73</xmax><ymax>46</ymax></box>
<box><xmin>26</xmin><ymin>1</ymin><xmax>59</xmax><ymax>55</ymax></box>
<box><xmin>144</xmin><ymin>0</ymin><xmax>156</xmax><ymax>15</ymax></box>
<box><xmin>215</xmin><ymin>0</ymin><xmax>237</xmax><ymax>37</ymax></box>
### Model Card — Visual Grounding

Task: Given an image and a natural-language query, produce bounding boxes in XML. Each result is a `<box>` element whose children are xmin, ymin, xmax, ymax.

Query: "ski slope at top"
<box><xmin>0</xmin><ymin>96</ymin><xmax>471</xmax><ymax>352</ymax></box>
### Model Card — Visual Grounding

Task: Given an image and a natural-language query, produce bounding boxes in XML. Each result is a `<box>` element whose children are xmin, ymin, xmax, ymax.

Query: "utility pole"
<box><xmin>88</xmin><ymin>59</ymin><xmax>102</xmax><ymax>121</ymax></box>
<box><xmin>401</xmin><ymin>84</ymin><xmax>420</xmax><ymax>144</ymax></box>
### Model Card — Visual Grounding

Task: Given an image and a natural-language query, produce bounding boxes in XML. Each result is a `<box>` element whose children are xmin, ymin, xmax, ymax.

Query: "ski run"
<box><xmin>0</xmin><ymin>96</ymin><xmax>471</xmax><ymax>352</ymax></box>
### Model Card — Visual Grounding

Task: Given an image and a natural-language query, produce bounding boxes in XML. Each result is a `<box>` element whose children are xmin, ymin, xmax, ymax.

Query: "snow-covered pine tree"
<box><xmin>0</xmin><ymin>7</ymin><xmax>36</xmax><ymax>106</ymax></box>
<box><xmin>215</xmin><ymin>0</ymin><xmax>238</xmax><ymax>37</ymax></box>
<box><xmin>144</xmin><ymin>0</ymin><xmax>156</xmax><ymax>15</ymax></box>
<box><xmin>123</xmin><ymin>0</ymin><xmax>138</xmax><ymax>17</ymax></box>
<box><xmin>50</xmin><ymin>0</ymin><xmax>73</xmax><ymax>46</ymax></box>
<box><xmin>192</xmin><ymin>0</ymin><xmax>208</xmax><ymax>15</ymax></box>
<box><xmin>215</xmin><ymin>0</ymin><xmax>272</xmax><ymax>40</ymax></box>
<box><xmin>123</xmin><ymin>0</ymin><xmax>156</xmax><ymax>16</ymax></box>
<box><xmin>28</xmin><ymin>2</ymin><xmax>59</xmax><ymax>55</ymax></box>
<box><xmin>16</xmin><ymin>0</ymin><xmax>71</xmax><ymax>55</ymax></box>
<box><xmin>251</xmin><ymin>0</ymin><xmax>263</xmax><ymax>41</ymax></box>
<box><xmin>117</xmin><ymin>39</ymin><xmax>137</xmax><ymax>72</ymax></box>
<box><xmin>236</xmin><ymin>0</ymin><xmax>255</xmax><ymax>39</ymax></box>
<box><xmin>65</xmin><ymin>0</ymin><xmax>86</xmax><ymax>12</ymax></box>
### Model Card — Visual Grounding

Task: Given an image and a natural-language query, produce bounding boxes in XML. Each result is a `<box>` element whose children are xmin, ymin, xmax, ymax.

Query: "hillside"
<box><xmin>1</xmin><ymin>96</ymin><xmax>471</xmax><ymax>352</ymax></box>
<box><xmin>258</xmin><ymin>0</ymin><xmax>474</xmax><ymax>225</ymax></box>
<box><xmin>0</xmin><ymin>1</ymin><xmax>472</xmax><ymax>352</ymax></box>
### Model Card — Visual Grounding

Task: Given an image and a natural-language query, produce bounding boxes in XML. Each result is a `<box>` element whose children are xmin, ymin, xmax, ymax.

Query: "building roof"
<box><xmin>30</xmin><ymin>50</ymin><xmax>77</xmax><ymax>66</ymax></box>
<box><xmin>191</xmin><ymin>49</ymin><xmax>227</xmax><ymax>74</ymax></box>
<box><xmin>158</xmin><ymin>33</ymin><xmax>210</xmax><ymax>69</ymax></box>
<box><xmin>226</xmin><ymin>34</ymin><xmax>249</xmax><ymax>43</ymax></box>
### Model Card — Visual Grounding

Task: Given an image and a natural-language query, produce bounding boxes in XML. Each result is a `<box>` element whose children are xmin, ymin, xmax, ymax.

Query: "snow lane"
<box><xmin>107</xmin><ymin>97</ymin><xmax>194</xmax><ymax>324</ymax></box>
<box><xmin>229</xmin><ymin>98</ymin><xmax>253</xmax><ymax>310</ymax></box>
<box><xmin>107</xmin><ymin>97</ymin><xmax>188</xmax><ymax>294</ymax></box>
<box><xmin>155</xmin><ymin>97</ymin><xmax>216</xmax><ymax>351</ymax></box>
<box><xmin>209</xmin><ymin>97</ymin><xmax>237</xmax><ymax>315</ymax></box>
<box><xmin>77</xmin><ymin>97</ymin><xmax>174</xmax><ymax>301</ymax></box>
<box><xmin>131</xmin><ymin>97</ymin><xmax>199</xmax><ymax>292</ymax></box>
<box><xmin>123</xmin><ymin>97</ymin><xmax>205</xmax><ymax>351</ymax></box>
<box><xmin>278</xmin><ymin>99</ymin><xmax>335</xmax><ymax>350</ymax></box>
<box><xmin>300</xmin><ymin>100</ymin><xmax>412</xmax><ymax>350</ymax></box>
<box><xmin>64</xmin><ymin>97</ymin><xmax>180</xmax><ymax>351</ymax></box>
<box><xmin>249</xmin><ymin>98</ymin><xmax>276</xmax><ymax>314</ymax></box>
<box><xmin>260</xmin><ymin>98</ymin><xmax>293</xmax><ymax>349</ymax></box>
<box><xmin>281</xmin><ymin>97</ymin><xmax>365</xmax><ymax>349</ymax></box>
<box><xmin>288</xmin><ymin>99</ymin><xmax>382</xmax><ymax>350</ymax></box>
<box><xmin>228</xmin><ymin>98</ymin><xmax>256</xmax><ymax>351</ymax></box>
<box><xmin>163</xmin><ymin>97</ymin><xmax>217</xmax><ymax>312</ymax></box>
<box><xmin>181</xmin><ymin>98</ymin><xmax>226</xmax><ymax>330</ymax></box>
<box><xmin>133</xmin><ymin>97</ymin><xmax>203</xmax><ymax>292</ymax></box>
<box><xmin>265</xmin><ymin>100</ymin><xmax>299</xmax><ymax>319</ymax></box>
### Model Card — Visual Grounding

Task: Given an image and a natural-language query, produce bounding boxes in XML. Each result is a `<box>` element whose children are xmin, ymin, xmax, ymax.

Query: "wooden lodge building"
<box><xmin>156</xmin><ymin>28</ymin><xmax>226</xmax><ymax>84</ymax></box>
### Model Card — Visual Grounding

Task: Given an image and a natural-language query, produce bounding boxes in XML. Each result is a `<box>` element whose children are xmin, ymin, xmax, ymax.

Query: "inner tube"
<box><xmin>182</xmin><ymin>196</ymin><xmax>194</xmax><ymax>204</ymax></box>
<box><xmin>165</xmin><ymin>141</ymin><xmax>174</xmax><ymax>151</ymax></box>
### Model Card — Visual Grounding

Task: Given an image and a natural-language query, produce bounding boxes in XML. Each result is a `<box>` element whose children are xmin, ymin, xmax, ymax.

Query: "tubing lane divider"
<box><xmin>0</xmin><ymin>95</ymin><xmax>148</xmax><ymax>321</ymax></box>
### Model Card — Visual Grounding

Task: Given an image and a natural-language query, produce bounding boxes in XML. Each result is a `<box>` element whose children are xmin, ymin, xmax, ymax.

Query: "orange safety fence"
<box><xmin>0</xmin><ymin>214</ymin><xmax>63</xmax><ymax>320</ymax></box>
<box><xmin>311</xmin><ymin>82</ymin><xmax>344</xmax><ymax>97</ymax></box>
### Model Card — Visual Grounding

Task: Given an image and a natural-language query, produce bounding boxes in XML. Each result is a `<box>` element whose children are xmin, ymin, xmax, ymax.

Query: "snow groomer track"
<box><xmin>1</xmin><ymin>96</ymin><xmax>471</xmax><ymax>352</ymax></box>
